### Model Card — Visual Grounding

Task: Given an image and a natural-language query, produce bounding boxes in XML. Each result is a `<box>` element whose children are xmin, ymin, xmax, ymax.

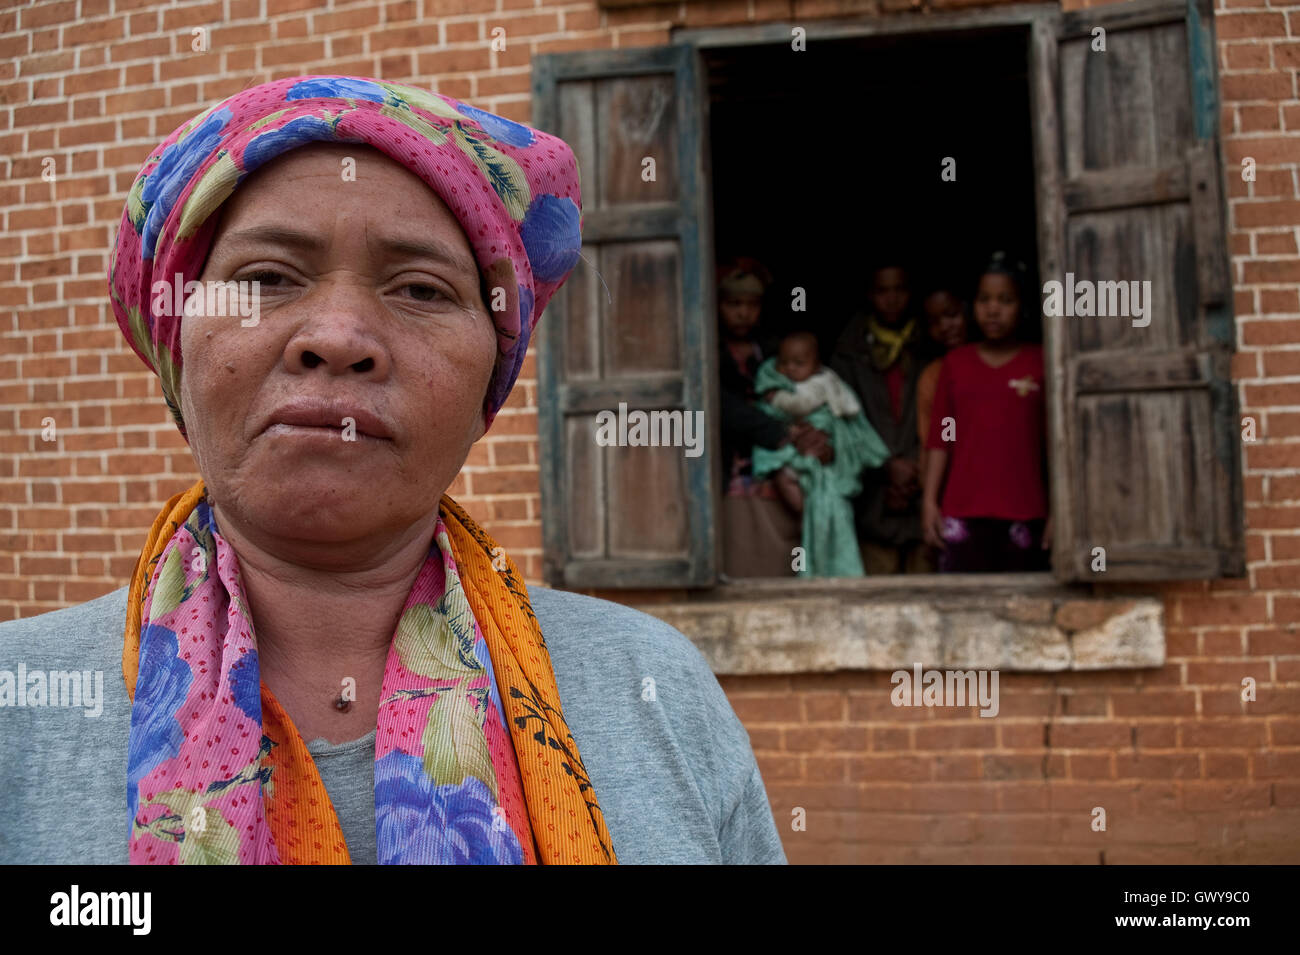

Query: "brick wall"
<box><xmin>1</xmin><ymin>0</ymin><xmax>1297</xmax><ymax>862</ymax></box>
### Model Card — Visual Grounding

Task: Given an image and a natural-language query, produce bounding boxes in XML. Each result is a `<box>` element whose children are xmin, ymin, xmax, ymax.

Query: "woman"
<box><xmin>0</xmin><ymin>77</ymin><xmax>785</xmax><ymax>865</ymax></box>
<box><xmin>716</xmin><ymin>257</ymin><xmax>833</xmax><ymax>578</ymax></box>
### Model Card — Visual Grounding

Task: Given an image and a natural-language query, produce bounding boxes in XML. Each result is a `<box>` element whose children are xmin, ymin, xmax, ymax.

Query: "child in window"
<box><xmin>916</xmin><ymin>285</ymin><xmax>970</xmax><ymax>485</ymax></box>
<box><xmin>752</xmin><ymin>331</ymin><xmax>890</xmax><ymax>577</ymax></box>
<box><xmin>921</xmin><ymin>253</ymin><xmax>1052</xmax><ymax>572</ymax></box>
<box><xmin>716</xmin><ymin>256</ymin><xmax>825</xmax><ymax>578</ymax></box>
<box><xmin>830</xmin><ymin>263</ymin><xmax>931</xmax><ymax>574</ymax></box>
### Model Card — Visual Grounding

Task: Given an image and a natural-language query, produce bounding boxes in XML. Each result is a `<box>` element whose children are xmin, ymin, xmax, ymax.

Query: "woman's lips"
<box><xmin>264</xmin><ymin>423</ymin><xmax>389</xmax><ymax>443</ymax></box>
<box><xmin>262</xmin><ymin>401</ymin><xmax>394</xmax><ymax>440</ymax></box>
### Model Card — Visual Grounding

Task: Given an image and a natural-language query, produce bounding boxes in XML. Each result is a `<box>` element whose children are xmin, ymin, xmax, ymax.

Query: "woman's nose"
<box><xmin>284</xmin><ymin>284</ymin><xmax>389</xmax><ymax>377</ymax></box>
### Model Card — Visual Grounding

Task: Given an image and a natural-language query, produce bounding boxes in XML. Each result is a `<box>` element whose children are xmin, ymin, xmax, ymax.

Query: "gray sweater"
<box><xmin>0</xmin><ymin>584</ymin><xmax>786</xmax><ymax>865</ymax></box>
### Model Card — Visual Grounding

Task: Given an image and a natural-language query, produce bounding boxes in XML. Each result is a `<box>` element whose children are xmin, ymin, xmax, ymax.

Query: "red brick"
<box><xmin>1135</xmin><ymin>721</ymin><xmax>1177</xmax><ymax>747</ymax></box>
<box><xmin>1111</xmin><ymin>690</ymin><xmax>1197</xmax><ymax>717</ymax></box>
<box><xmin>370</xmin><ymin>23</ymin><xmax>442</xmax><ymax>52</ymax></box>
<box><xmin>785</xmin><ymin>726</ymin><xmax>869</xmax><ymax>752</ymax></box>
<box><xmin>260</xmin><ymin>41</ymin><xmax>325</xmax><ymax>68</ymax></box>
<box><xmin>1274</xmin><ymin>42</ymin><xmax>1300</xmax><ymax>69</ymax></box>
<box><xmin>1275</xmin><ymin>782</ymin><xmax>1300</xmax><ymax>808</ymax></box>
<box><xmin>1184</xmin><ymin>783</ymin><xmax>1273</xmax><ymax>811</ymax></box>
<box><xmin>1247</xmin><ymin>628</ymin><xmax>1299</xmax><ymax>654</ymax></box>
<box><xmin>847</xmin><ymin>755</ymin><xmax>930</xmax><ymax>782</ymax></box>
<box><xmin>910</xmin><ymin>785</ymin><xmax>997</xmax><ymax>813</ymax></box>
<box><xmin>1221</xmin><ymin>72</ymin><xmax>1295</xmax><ymax>102</ymax></box>
<box><xmin>804</xmin><ymin>756</ymin><xmax>849</xmax><ymax>782</ymax></box>
<box><xmin>1205</xmin><ymin>752</ymin><xmax>1251</xmax><ymax>777</ymax></box>
<box><xmin>18</xmin><ymin>1</ymin><xmax>76</xmax><ymax>29</ymax></box>
<box><xmin>1252</xmin><ymin>751</ymin><xmax>1300</xmax><ymax>778</ymax></box>
<box><xmin>913</xmin><ymin>723</ymin><xmax>997</xmax><ymax>750</ymax></box>
<box><xmin>983</xmin><ymin>754</ymin><xmax>1044</xmax><ymax>780</ymax></box>
<box><xmin>1215</xmin><ymin>11</ymin><xmax>1289</xmax><ymax>38</ymax></box>
<box><xmin>932</xmin><ymin>754</ymin><xmax>981</xmax><ymax>780</ymax></box>
<box><xmin>1063</xmin><ymin>753</ymin><xmax>1108</xmax><ymax>779</ymax></box>
<box><xmin>614</xmin><ymin>28</ymin><xmax>674</xmax><ymax>48</ymax></box>
<box><xmin>468</xmin><ymin>467</ymin><xmax>539</xmax><ymax>496</ymax></box>
<box><xmin>1241</xmin><ymin>256</ymin><xmax>1300</xmax><ymax>282</ymax></box>
<box><xmin>1243</xmin><ymin>318</ymin><xmax>1300</xmax><ymax>345</ymax></box>
<box><xmin>1115</xmin><ymin>752</ymin><xmax>1200</xmax><ymax>779</ymax></box>
<box><xmin>1179</xmin><ymin>719</ymin><xmax>1268</xmax><ymax>747</ymax></box>
<box><xmin>1178</xmin><ymin>595</ymin><xmax>1271</xmax><ymax>625</ymax></box>
<box><xmin>682</xmin><ymin>0</ymin><xmax>750</xmax><ymax>26</ymax></box>
<box><xmin>1223</xmin><ymin>41</ymin><xmax>1271</xmax><ymax>69</ymax></box>
<box><xmin>1052</xmin><ymin>722</ymin><xmax>1130</xmax><ymax>748</ymax></box>
<box><xmin>313</xmin><ymin>7</ymin><xmax>382</xmax><ymax>31</ymax></box>
<box><xmin>730</xmin><ymin>694</ymin><xmax>802</xmax><ymax>724</ymax></box>
<box><xmin>1239</xmin><ymin>104</ymin><xmax>1282</xmax><ymax>131</ymax></box>
<box><xmin>1259</xmin><ymin>290</ymin><xmax>1300</xmax><ymax>315</ymax></box>
<box><xmin>803</xmin><ymin>693</ymin><xmax>845</xmax><ymax>722</ymax></box>
<box><xmin>1236</xmin><ymin>201</ymin><xmax>1300</xmax><ymax>233</ymax></box>
<box><xmin>63</xmin><ymin>17</ymin><xmax>124</xmax><ymax>46</ymax></box>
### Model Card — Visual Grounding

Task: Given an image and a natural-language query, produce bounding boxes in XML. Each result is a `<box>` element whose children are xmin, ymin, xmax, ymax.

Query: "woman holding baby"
<box><xmin>716</xmin><ymin>257</ymin><xmax>834</xmax><ymax>578</ymax></box>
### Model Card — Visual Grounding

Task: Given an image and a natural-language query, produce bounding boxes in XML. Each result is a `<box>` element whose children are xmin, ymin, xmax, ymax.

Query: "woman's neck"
<box><xmin>212</xmin><ymin>501</ymin><xmax>439</xmax><ymax>743</ymax></box>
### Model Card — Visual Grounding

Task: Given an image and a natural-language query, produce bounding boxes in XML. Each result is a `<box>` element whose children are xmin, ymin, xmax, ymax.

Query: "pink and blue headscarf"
<box><xmin>108</xmin><ymin>75</ymin><xmax>583</xmax><ymax>436</ymax></box>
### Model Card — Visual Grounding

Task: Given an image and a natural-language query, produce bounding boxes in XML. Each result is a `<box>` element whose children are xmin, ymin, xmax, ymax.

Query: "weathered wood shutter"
<box><xmin>531</xmin><ymin>46</ymin><xmax>720</xmax><ymax>588</ymax></box>
<box><xmin>1031</xmin><ymin>0</ymin><xmax>1244</xmax><ymax>581</ymax></box>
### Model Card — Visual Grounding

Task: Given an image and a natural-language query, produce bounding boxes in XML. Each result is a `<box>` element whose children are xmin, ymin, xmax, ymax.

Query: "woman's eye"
<box><xmin>241</xmin><ymin>270</ymin><xmax>285</xmax><ymax>287</ymax></box>
<box><xmin>400</xmin><ymin>284</ymin><xmax>446</xmax><ymax>303</ymax></box>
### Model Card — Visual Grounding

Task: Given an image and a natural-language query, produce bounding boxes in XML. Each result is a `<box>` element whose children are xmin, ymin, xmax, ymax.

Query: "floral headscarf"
<box><xmin>108</xmin><ymin>75</ymin><xmax>584</xmax><ymax>435</ymax></box>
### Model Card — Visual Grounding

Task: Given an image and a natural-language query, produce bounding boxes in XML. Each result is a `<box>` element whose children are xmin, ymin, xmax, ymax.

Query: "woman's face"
<box><xmin>180</xmin><ymin>143</ymin><xmax>498</xmax><ymax>547</ymax></box>
<box><xmin>973</xmin><ymin>273</ymin><xmax>1021</xmax><ymax>343</ymax></box>
<box><xmin>719</xmin><ymin>293</ymin><xmax>761</xmax><ymax>340</ymax></box>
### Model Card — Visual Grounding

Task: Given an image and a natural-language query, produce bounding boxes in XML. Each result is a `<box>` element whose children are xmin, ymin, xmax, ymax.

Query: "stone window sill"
<box><xmin>631</xmin><ymin>573</ymin><xmax>1165</xmax><ymax>675</ymax></box>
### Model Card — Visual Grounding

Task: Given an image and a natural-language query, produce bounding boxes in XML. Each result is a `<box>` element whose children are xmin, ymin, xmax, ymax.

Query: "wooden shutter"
<box><xmin>531</xmin><ymin>46</ymin><xmax>720</xmax><ymax>589</ymax></box>
<box><xmin>1031</xmin><ymin>0</ymin><xmax>1244</xmax><ymax>581</ymax></box>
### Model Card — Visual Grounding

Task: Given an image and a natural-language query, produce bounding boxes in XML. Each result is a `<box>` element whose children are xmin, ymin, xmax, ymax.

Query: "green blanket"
<box><xmin>751</xmin><ymin>358</ymin><xmax>890</xmax><ymax>577</ymax></box>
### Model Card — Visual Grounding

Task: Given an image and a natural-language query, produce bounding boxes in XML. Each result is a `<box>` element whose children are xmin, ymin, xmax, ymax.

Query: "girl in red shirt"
<box><xmin>921</xmin><ymin>253</ymin><xmax>1052</xmax><ymax>572</ymax></box>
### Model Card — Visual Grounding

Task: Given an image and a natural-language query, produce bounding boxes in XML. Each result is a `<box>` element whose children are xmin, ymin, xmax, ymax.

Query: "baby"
<box><xmin>751</xmin><ymin>331</ymin><xmax>889</xmax><ymax>577</ymax></box>
<box><xmin>762</xmin><ymin>332</ymin><xmax>861</xmax><ymax>513</ymax></box>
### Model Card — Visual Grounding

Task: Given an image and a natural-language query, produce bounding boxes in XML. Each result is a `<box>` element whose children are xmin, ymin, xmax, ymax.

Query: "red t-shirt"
<box><xmin>926</xmin><ymin>343</ymin><xmax>1048</xmax><ymax>520</ymax></box>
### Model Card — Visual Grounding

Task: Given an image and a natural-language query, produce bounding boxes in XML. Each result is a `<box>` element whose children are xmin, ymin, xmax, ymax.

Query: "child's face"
<box><xmin>973</xmin><ymin>273</ymin><xmax>1021</xmax><ymax>343</ymax></box>
<box><xmin>870</xmin><ymin>267</ymin><xmax>910</xmax><ymax>325</ymax></box>
<box><xmin>719</xmin><ymin>293</ymin><xmax>761</xmax><ymax>340</ymax></box>
<box><xmin>777</xmin><ymin>339</ymin><xmax>819</xmax><ymax>382</ymax></box>
<box><xmin>923</xmin><ymin>291</ymin><xmax>967</xmax><ymax>350</ymax></box>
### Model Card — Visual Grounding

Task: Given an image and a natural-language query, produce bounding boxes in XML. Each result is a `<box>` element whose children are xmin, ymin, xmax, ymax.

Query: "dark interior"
<box><xmin>706</xmin><ymin>26</ymin><xmax>1042</xmax><ymax>353</ymax></box>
